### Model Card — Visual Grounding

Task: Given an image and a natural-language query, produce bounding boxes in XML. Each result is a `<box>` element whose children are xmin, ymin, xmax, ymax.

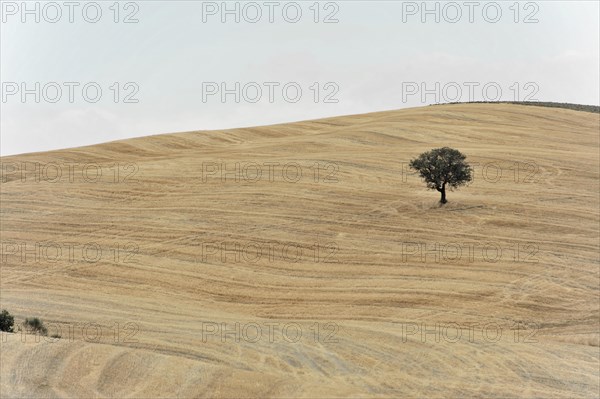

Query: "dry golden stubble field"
<box><xmin>0</xmin><ymin>103</ymin><xmax>598</xmax><ymax>398</ymax></box>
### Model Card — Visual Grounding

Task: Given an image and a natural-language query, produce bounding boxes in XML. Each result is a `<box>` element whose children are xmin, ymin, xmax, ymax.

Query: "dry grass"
<box><xmin>0</xmin><ymin>103</ymin><xmax>598</xmax><ymax>398</ymax></box>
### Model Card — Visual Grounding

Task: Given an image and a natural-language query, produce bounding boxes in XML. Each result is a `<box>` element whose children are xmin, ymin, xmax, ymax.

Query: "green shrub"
<box><xmin>24</xmin><ymin>317</ymin><xmax>48</xmax><ymax>335</ymax></box>
<box><xmin>0</xmin><ymin>309</ymin><xmax>15</xmax><ymax>332</ymax></box>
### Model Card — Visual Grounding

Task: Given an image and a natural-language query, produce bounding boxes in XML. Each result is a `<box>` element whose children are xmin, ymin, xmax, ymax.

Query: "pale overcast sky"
<box><xmin>1</xmin><ymin>1</ymin><xmax>599</xmax><ymax>155</ymax></box>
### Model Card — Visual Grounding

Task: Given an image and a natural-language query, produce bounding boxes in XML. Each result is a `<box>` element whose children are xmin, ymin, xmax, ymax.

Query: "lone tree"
<box><xmin>409</xmin><ymin>147</ymin><xmax>472</xmax><ymax>204</ymax></box>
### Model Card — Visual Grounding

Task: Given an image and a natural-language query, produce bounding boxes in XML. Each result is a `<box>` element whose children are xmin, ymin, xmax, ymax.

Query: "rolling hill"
<box><xmin>1</xmin><ymin>103</ymin><xmax>599</xmax><ymax>398</ymax></box>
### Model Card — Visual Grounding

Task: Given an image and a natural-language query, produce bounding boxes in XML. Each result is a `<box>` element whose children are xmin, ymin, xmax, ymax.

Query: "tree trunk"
<box><xmin>440</xmin><ymin>183</ymin><xmax>447</xmax><ymax>204</ymax></box>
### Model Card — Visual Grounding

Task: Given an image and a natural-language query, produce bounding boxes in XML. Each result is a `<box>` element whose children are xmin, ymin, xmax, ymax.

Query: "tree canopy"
<box><xmin>409</xmin><ymin>147</ymin><xmax>472</xmax><ymax>203</ymax></box>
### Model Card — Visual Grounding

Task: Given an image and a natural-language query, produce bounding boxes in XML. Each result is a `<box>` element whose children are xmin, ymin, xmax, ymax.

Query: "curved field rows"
<box><xmin>1</xmin><ymin>103</ymin><xmax>598</xmax><ymax>397</ymax></box>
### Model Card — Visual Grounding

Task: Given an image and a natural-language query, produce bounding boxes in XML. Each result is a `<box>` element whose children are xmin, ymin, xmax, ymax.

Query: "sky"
<box><xmin>1</xmin><ymin>0</ymin><xmax>599</xmax><ymax>155</ymax></box>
